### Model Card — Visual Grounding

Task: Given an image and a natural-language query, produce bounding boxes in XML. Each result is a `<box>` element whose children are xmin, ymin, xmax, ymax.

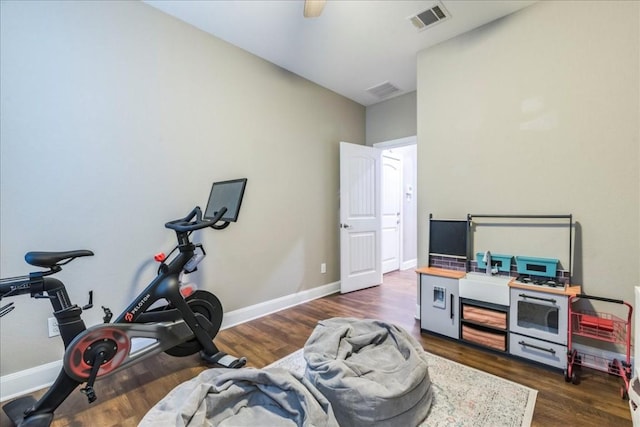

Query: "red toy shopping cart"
<box><xmin>565</xmin><ymin>294</ymin><xmax>633</xmax><ymax>399</ymax></box>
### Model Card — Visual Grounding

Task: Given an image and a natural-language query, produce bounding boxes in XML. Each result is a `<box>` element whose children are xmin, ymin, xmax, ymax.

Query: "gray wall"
<box><xmin>366</xmin><ymin>91</ymin><xmax>417</xmax><ymax>145</ymax></box>
<box><xmin>417</xmin><ymin>1</ymin><xmax>639</xmax><ymax>308</ymax></box>
<box><xmin>0</xmin><ymin>1</ymin><xmax>364</xmax><ymax>375</ymax></box>
<box><xmin>366</xmin><ymin>93</ymin><xmax>418</xmax><ymax>268</ymax></box>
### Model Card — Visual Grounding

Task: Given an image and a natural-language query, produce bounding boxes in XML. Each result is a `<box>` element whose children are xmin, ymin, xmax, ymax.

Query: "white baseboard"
<box><xmin>401</xmin><ymin>259</ymin><xmax>417</xmax><ymax>271</ymax></box>
<box><xmin>221</xmin><ymin>281</ymin><xmax>340</xmax><ymax>329</ymax></box>
<box><xmin>0</xmin><ymin>360</ymin><xmax>63</xmax><ymax>403</ymax></box>
<box><xmin>0</xmin><ymin>281</ymin><xmax>340</xmax><ymax>402</ymax></box>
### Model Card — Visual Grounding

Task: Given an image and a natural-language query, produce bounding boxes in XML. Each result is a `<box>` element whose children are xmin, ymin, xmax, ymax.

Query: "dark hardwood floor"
<box><xmin>2</xmin><ymin>270</ymin><xmax>633</xmax><ymax>426</ymax></box>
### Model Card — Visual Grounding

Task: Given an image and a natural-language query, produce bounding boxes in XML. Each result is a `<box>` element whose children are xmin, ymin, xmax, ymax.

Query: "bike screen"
<box><xmin>204</xmin><ymin>178</ymin><xmax>247</xmax><ymax>223</ymax></box>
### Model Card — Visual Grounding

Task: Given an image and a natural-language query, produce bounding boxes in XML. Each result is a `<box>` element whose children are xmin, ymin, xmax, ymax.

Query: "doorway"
<box><xmin>381</xmin><ymin>152</ymin><xmax>401</xmax><ymax>273</ymax></box>
<box><xmin>374</xmin><ymin>136</ymin><xmax>417</xmax><ymax>273</ymax></box>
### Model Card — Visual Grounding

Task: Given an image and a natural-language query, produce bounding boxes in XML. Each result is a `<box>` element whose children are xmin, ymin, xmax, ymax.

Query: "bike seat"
<box><xmin>25</xmin><ymin>250</ymin><xmax>94</xmax><ymax>269</ymax></box>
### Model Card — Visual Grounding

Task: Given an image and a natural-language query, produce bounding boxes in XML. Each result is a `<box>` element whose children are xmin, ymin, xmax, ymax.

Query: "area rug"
<box><xmin>267</xmin><ymin>349</ymin><xmax>537</xmax><ymax>427</ymax></box>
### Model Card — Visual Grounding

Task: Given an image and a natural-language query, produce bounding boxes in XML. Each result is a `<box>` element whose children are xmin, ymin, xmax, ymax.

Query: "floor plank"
<box><xmin>1</xmin><ymin>269</ymin><xmax>633</xmax><ymax>426</ymax></box>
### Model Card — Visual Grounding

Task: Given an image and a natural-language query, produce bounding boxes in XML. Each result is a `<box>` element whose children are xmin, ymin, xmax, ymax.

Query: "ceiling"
<box><xmin>144</xmin><ymin>0</ymin><xmax>536</xmax><ymax>106</ymax></box>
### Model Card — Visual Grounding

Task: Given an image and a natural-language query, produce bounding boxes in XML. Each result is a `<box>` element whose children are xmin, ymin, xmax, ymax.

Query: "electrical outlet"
<box><xmin>320</xmin><ymin>263</ymin><xmax>327</xmax><ymax>274</ymax></box>
<box><xmin>48</xmin><ymin>317</ymin><xmax>60</xmax><ymax>338</ymax></box>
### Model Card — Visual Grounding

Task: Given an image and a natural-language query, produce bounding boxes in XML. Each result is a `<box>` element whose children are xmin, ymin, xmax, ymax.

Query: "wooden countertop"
<box><xmin>509</xmin><ymin>280</ymin><xmax>581</xmax><ymax>296</ymax></box>
<box><xmin>416</xmin><ymin>266</ymin><xmax>582</xmax><ymax>296</ymax></box>
<box><xmin>415</xmin><ymin>266</ymin><xmax>466</xmax><ymax>279</ymax></box>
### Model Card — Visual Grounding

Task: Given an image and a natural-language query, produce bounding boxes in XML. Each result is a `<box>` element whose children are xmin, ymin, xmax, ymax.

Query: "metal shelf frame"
<box><xmin>466</xmin><ymin>214</ymin><xmax>573</xmax><ymax>282</ymax></box>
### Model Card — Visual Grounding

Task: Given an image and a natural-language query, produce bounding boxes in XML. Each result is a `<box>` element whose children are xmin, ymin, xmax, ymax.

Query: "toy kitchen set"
<box><xmin>418</xmin><ymin>214</ymin><xmax>581</xmax><ymax>370</ymax></box>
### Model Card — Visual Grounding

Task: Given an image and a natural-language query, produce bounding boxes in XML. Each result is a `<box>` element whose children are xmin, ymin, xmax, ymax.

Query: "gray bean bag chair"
<box><xmin>138</xmin><ymin>368</ymin><xmax>339</xmax><ymax>427</ymax></box>
<box><xmin>303</xmin><ymin>318</ymin><xmax>433</xmax><ymax>427</ymax></box>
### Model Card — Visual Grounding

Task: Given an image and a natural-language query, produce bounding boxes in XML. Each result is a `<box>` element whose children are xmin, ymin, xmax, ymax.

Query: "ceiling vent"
<box><xmin>408</xmin><ymin>2</ymin><xmax>450</xmax><ymax>31</ymax></box>
<box><xmin>366</xmin><ymin>81</ymin><xmax>401</xmax><ymax>99</ymax></box>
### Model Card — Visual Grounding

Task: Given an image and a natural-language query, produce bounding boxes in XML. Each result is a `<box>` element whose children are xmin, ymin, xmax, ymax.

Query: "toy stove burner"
<box><xmin>516</xmin><ymin>275</ymin><xmax>566</xmax><ymax>289</ymax></box>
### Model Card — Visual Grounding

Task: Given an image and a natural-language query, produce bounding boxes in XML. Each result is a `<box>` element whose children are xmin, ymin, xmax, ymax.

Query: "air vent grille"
<box><xmin>366</xmin><ymin>81</ymin><xmax>401</xmax><ymax>99</ymax></box>
<box><xmin>408</xmin><ymin>2</ymin><xmax>450</xmax><ymax>31</ymax></box>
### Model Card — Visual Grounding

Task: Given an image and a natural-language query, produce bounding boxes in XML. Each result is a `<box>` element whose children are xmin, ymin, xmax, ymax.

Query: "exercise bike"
<box><xmin>0</xmin><ymin>178</ymin><xmax>248</xmax><ymax>427</ymax></box>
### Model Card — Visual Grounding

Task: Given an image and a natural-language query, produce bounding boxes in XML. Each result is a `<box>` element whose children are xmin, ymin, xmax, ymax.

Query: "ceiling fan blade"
<box><xmin>304</xmin><ymin>0</ymin><xmax>326</xmax><ymax>18</ymax></box>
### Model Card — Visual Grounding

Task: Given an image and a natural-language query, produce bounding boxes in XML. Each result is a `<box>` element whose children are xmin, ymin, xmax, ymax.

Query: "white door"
<box><xmin>381</xmin><ymin>153</ymin><xmax>401</xmax><ymax>273</ymax></box>
<box><xmin>339</xmin><ymin>141</ymin><xmax>382</xmax><ymax>293</ymax></box>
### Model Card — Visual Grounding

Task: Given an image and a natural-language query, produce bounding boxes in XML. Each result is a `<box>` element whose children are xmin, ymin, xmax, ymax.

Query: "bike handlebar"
<box><xmin>1</xmin><ymin>206</ymin><xmax>230</xmax><ymax>308</ymax></box>
<box><xmin>164</xmin><ymin>206</ymin><xmax>228</xmax><ymax>233</ymax></box>
<box><xmin>1</xmin><ymin>207</ymin><xmax>230</xmax><ymax>301</ymax></box>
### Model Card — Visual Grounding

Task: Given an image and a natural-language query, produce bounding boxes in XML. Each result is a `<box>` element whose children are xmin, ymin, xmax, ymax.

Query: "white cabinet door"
<box><xmin>509</xmin><ymin>288</ymin><xmax>568</xmax><ymax>345</ymax></box>
<box><xmin>420</xmin><ymin>274</ymin><xmax>459</xmax><ymax>339</ymax></box>
<box><xmin>509</xmin><ymin>333</ymin><xmax>567</xmax><ymax>369</ymax></box>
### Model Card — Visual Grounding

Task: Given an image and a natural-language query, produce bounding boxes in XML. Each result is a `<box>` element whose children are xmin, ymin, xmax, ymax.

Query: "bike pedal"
<box><xmin>80</xmin><ymin>386</ymin><xmax>97</xmax><ymax>404</ymax></box>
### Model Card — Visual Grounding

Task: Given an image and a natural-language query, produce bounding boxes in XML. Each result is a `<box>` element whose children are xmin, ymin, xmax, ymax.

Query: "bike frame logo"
<box><xmin>125</xmin><ymin>293</ymin><xmax>151</xmax><ymax>322</ymax></box>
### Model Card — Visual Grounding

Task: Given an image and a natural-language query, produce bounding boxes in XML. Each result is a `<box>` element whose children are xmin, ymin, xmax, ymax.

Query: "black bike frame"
<box><xmin>114</xmin><ymin>230</ymin><xmax>219</xmax><ymax>355</ymax></box>
<box><xmin>0</xmin><ymin>229</ymin><xmax>218</xmax><ymax>425</ymax></box>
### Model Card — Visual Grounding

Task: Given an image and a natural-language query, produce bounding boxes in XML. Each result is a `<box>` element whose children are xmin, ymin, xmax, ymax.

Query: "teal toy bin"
<box><xmin>475</xmin><ymin>253</ymin><xmax>513</xmax><ymax>273</ymax></box>
<box><xmin>515</xmin><ymin>256</ymin><xmax>558</xmax><ymax>277</ymax></box>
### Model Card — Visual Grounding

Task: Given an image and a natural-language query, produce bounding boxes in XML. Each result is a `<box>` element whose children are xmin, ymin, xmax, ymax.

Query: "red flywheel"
<box><xmin>64</xmin><ymin>326</ymin><xmax>131</xmax><ymax>381</ymax></box>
